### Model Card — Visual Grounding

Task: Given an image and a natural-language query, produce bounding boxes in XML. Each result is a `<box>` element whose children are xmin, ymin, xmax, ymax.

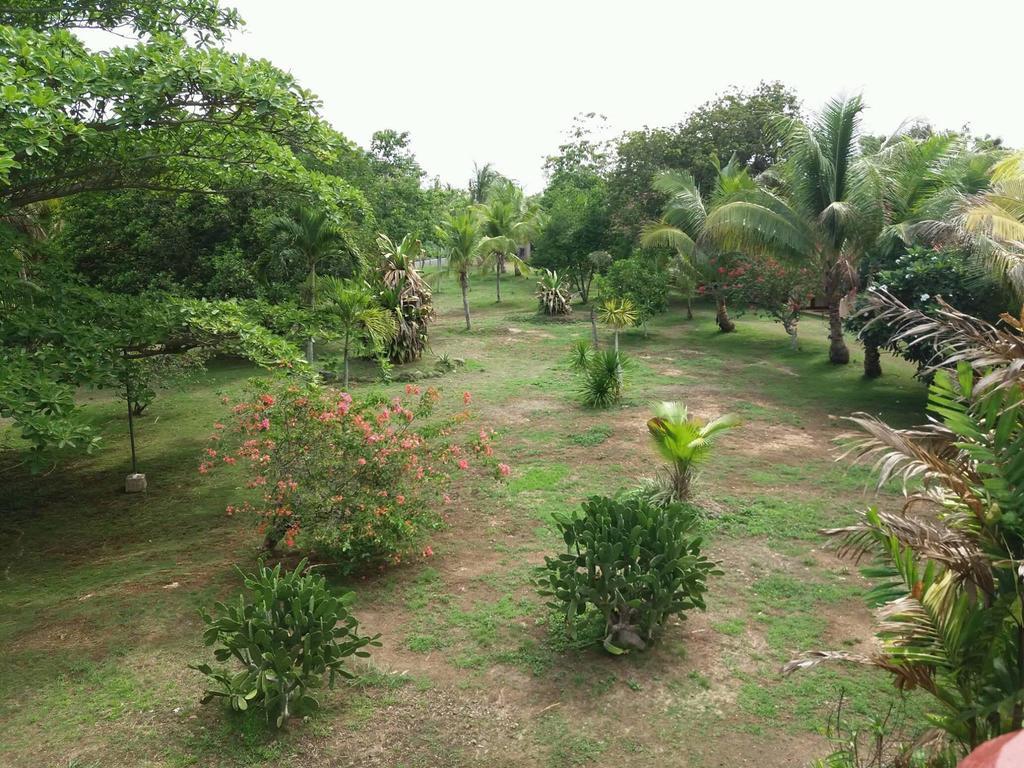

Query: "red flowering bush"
<box><xmin>711</xmin><ymin>256</ymin><xmax>817</xmax><ymax>349</ymax></box>
<box><xmin>203</xmin><ymin>381</ymin><xmax>502</xmax><ymax>574</ymax></box>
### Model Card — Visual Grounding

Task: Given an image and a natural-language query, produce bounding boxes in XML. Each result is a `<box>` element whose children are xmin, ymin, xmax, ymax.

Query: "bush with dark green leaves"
<box><xmin>535</xmin><ymin>495</ymin><xmax>719</xmax><ymax>654</ymax></box>
<box><xmin>192</xmin><ymin>559</ymin><xmax>379</xmax><ymax>727</ymax></box>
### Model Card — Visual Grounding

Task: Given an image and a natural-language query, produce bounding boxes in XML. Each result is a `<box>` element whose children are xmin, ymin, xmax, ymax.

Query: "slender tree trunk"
<box><xmin>495</xmin><ymin>256</ymin><xmax>503</xmax><ymax>303</ymax></box>
<box><xmin>716</xmin><ymin>297</ymin><xmax>736</xmax><ymax>333</ymax></box>
<box><xmin>343</xmin><ymin>330</ymin><xmax>350</xmax><ymax>389</ymax></box>
<box><xmin>614</xmin><ymin>331</ymin><xmax>619</xmax><ymax>354</ymax></box>
<box><xmin>686</xmin><ymin>298</ymin><xmax>693</xmax><ymax>320</ymax></box>
<box><xmin>590</xmin><ymin>306</ymin><xmax>599</xmax><ymax>348</ymax></box>
<box><xmin>783</xmin><ymin>316</ymin><xmax>799</xmax><ymax>351</ymax></box>
<box><xmin>827</xmin><ymin>294</ymin><xmax>850</xmax><ymax>364</ymax></box>
<box><xmin>306</xmin><ymin>262</ymin><xmax>317</xmax><ymax>363</ymax></box>
<box><xmin>460</xmin><ymin>272</ymin><xmax>471</xmax><ymax>331</ymax></box>
<box><xmin>863</xmin><ymin>341</ymin><xmax>882</xmax><ymax>378</ymax></box>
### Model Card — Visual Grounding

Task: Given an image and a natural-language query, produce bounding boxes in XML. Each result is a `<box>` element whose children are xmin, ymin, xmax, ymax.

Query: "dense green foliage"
<box><xmin>851</xmin><ymin>246</ymin><xmax>1008</xmax><ymax>375</ymax></box>
<box><xmin>536</xmin><ymin>494</ymin><xmax>719</xmax><ymax>654</ymax></box>
<box><xmin>788</xmin><ymin>297</ymin><xmax>1024</xmax><ymax>758</ymax></box>
<box><xmin>193</xmin><ymin>559</ymin><xmax>379</xmax><ymax>727</ymax></box>
<box><xmin>598</xmin><ymin>255</ymin><xmax>668</xmax><ymax>329</ymax></box>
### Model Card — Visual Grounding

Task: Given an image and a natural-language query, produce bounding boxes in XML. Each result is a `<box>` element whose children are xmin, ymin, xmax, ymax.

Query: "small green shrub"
<box><xmin>192</xmin><ymin>559</ymin><xmax>380</xmax><ymax>728</ymax></box>
<box><xmin>535</xmin><ymin>495</ymin><xmax>719</xmax><ymax>654</ymax></box>
<box><xmin>646</xmin><ymin>401</ymin><xmax>740</xmax><ymax>500</ymax></box>
<box><xmin>568</xmin><ymin>424</ymin><xmax>613</xmax><ymax>447</ymax></box>
<box><xmin>578</xmin><ymin>349</ymin><xmax>628</xmax><ymax>408</ymax></box>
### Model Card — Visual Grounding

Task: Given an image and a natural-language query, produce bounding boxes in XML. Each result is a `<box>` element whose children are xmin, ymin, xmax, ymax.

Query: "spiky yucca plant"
<box><xmin>536</xmin><ymin>269</ymin><xmax>573</xmax><ymax>315</ymax></box>
<box><xmin>645</xmin><ymin>402</ymin><xmax>740</xmax><ymax>501</ymax></box>
<box><xmin>786</xmin><ymin>290</ymin><xmax>1024</xmax><ymax>756</ymax></box>
<box><xmin>579</xmin><ymin>349</ymin><xmax>628</xmax><ymax>409</ymax></box>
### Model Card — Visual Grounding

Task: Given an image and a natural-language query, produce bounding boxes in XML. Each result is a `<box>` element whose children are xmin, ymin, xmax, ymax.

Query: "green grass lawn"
<box><xmin>0</xmin><ymin>275</ymin><xmax>931</xmax><ymax>767</ymax></box>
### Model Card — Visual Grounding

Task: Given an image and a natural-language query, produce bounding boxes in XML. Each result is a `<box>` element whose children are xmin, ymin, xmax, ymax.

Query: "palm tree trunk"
<box><xmin>716</xmin><ymin>297</ymin><xmax>736</xmax><ymax>333</ymax></box>
<box><xmin>863</xmin><ymin>341</ymin><xmax>882</xmax><ymax>378</ymax></box>
<box><xmin>495</xmin><ymin>255</ymin><xmax>503</xmax><ymax>303</ymax></box>
<box><xmin>827</xmin><ymin>294</ymin><xmax>850</xmax><ymax>364</ymax></box>
<box><xmin>460</xmin><ymin>272</ymin><xmax>471</xmax><ymax>331</ymax></box>
<box><xmin>590</xmin><ymin>306</ymin><xmax>599</xmax><ymax>348</ymax></box>
<box><xmin>614</xmin><ymin>331</ymin><xmax>619</xmax><ymax>354</ymax></box>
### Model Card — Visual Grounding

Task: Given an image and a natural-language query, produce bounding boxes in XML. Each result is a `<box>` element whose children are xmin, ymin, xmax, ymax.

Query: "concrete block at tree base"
<box><xmin>125</xmin><ymin>473</ymin><xmax>147</xmax><ymax>493</ymax></box>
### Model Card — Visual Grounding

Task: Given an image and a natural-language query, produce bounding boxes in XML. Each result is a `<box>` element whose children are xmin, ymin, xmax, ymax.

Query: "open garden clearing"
<box><xmin>1</xmin><ymin>276</ymin><xmax>931</xmax><ymax>767</ymax></box>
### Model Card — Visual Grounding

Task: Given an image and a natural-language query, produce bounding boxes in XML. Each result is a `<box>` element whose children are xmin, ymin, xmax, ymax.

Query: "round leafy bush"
<box><xmin>192</xmin><ymin>558</ymin><xmax>379</xmax><ymax>728</ymax></box>
<box><xmin>535</xmin><ymin>495</ymin><xmax>719</xmax><ymax>654</ymax></box>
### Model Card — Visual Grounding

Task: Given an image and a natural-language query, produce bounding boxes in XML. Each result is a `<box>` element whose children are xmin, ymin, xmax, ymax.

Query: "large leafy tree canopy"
<box><xmin>605</xmin><ymin>81</ymin><xmax>801</xmax><ymax>247</ymax></box>
<box><xmin>0</xmin><ymin>0</ymin><xmax>359</xmax><ymax>464</ymax></box>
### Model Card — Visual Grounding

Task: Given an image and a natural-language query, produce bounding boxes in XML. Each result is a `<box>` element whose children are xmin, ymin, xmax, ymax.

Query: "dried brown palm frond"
<box><xmin>782</xmin><ymin>650</ymin><xmax>941</xmax><ymax>695</ymax></box>
<box><xmin>836</xmin><ymin>411</ymin><xmax>985</xmax><ymax>520</ymax></box>
<box><xmin>861</xmin><ymin>288</ymin><xmax>1024</xmax><ymax>393</ymax></box>
<box><xmin>823</xmin><ymin>510</ymin><xmax>993</xmax><ymax>597</ymax></box>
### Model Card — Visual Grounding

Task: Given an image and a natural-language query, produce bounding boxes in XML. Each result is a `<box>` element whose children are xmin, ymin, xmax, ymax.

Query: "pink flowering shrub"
<box><xmin>708</xmin><ymin>255</ymin><xmax>817</xmax><ymax>348</ymax></box>
<box><xmin>203</xmin><ymin>381</ymin><xmax>502</xmax><ymax>574</ymax></box>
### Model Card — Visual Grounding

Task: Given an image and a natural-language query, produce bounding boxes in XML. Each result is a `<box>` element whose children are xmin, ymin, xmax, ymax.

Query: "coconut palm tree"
<box><xmin>469</xmin><ymin>162</ymin><xmax>501</xmax><ymax>204</ymax></box>
<box><xmin>475</xmin><ymin>182</ymin><xmax>543</xmax><ymax>302</ymax></box>
<box><xmin>940</xmin><ymin>151</ymin><xmax>1024</xmax><ymax>299</ymax></box>
<box><xmin>856</xmin><ymin>137</ymin><xmax>1002</xmax><ymax>376</ymax></box>
<box><xmin>703</xmin><ymin>96</ymin><xmax>884</xmax><ymax>364</ymax></box>
<box><xmin>319</xmin><ymin>277</ymin><xmax>396</xmax><ymax>388</ymax></box>
<box><xmin>266</xmin><ymin>207</ymin><xmax>353</xmax><ymax>362</ymax></box>
<box><xmin>641</xmin><ymin>156</ymin><xmax>757</xmax><ymax>333</ymax></box>
<box><xmin>435</xmin><ymin>210</ymin><xmax>490</xmax><ymax>331</ymax></box>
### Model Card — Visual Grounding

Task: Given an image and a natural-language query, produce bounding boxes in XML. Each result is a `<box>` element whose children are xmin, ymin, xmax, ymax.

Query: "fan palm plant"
<box><xmin>704</xmin><ymin>96</ymin><xmax>884</xmax><ymax>364</ymax></box>
<box><xmin>319</xmin><ymin>277</ymin><xmax>396</xmax><ymax>388</ymax></box>
<box><xmin>598</xmin><ymin>297</ymin><xmax>638</xmax><ymax>352</ymax></box>
<box><xmin>646</xmin><ymin>402</ymin><xmax>740</xmax><ymax>500</ymax></box>
<box><xmin>641</xmin><ymin>156</ymin><xmax>757</xmax><ymax>333</ymax></box>
<box><xmin>266</xmin><ymin>207</ymin><xmax>353</xmax><ymax>362</ymax></box>
<box><xmin>435</xmin><ymin>210</ymin><xmax>489</xmax><ymax>331</ymax></box>
<box><xmin>785</xmin><ymin>289</ymin><xmax>1024</xmax><ymax>756</ymax></box>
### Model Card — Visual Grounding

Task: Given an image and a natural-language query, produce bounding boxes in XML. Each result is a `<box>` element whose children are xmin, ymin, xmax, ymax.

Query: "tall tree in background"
<box><xmin>705</xmin><ymin>96</ymin><xmax>883</xmax><ymax>364</ymax></box>
<box><xmin>606</xmin><ymin>82</ymin><xmax>801</xmax><ymax>249</ymax></box>
<box><xmin>469</xmin><ymin>162</ymin><xmax>503</xmax><ymax>204</ymax></box>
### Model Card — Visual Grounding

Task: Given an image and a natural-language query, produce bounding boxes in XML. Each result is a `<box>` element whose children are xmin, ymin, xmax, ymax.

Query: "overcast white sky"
<box><xmin>226</xmin><ymin>0</ymin><xmax>1022</xmax><ymax>193</ymax></box>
